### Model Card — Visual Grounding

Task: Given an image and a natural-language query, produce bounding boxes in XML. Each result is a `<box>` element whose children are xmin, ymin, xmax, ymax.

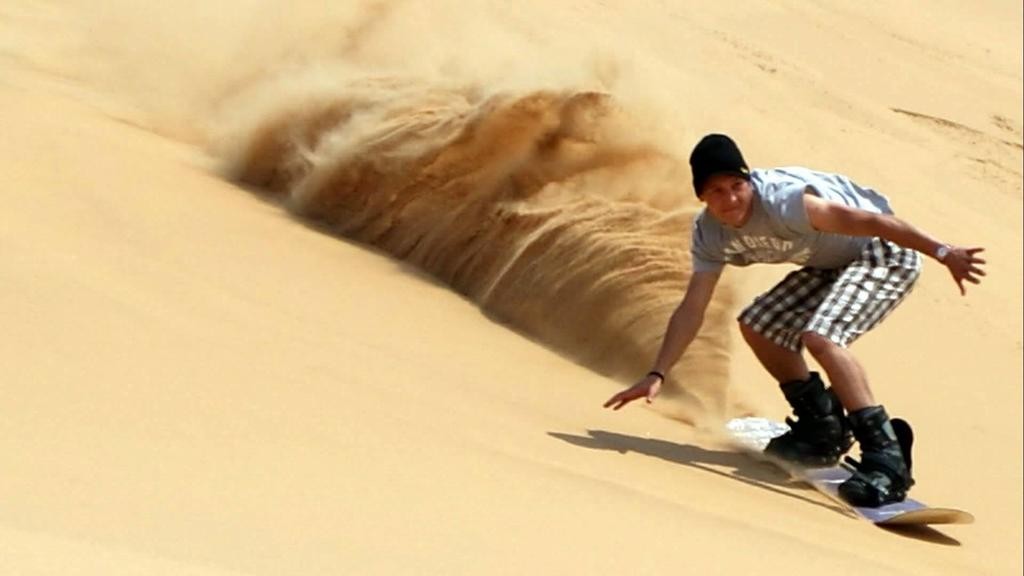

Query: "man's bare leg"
<box><xmin>738</xmin><ymin>321</ymin><xmax>810</xmax><ymax>383</ymax></box>
<box><xmin>800</xmin><ymin>332</ymin><xmax>874</xmax><ymax>411</ymax></box>
<box><xmin>741</xmin><ymin>322</ymin><xmax>851</xmax><ymax>466</ymax></box>
<box><xmin>738</xmin><ymin>322</ymin><xmax>874</xmax><ymax>411</ymax></box>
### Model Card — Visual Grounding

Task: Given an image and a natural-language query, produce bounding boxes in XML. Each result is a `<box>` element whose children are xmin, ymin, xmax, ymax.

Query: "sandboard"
<box><xmin>726</xmin><ymin>417</ymin><xmax>974</xmax><ymax>526</ymax></box>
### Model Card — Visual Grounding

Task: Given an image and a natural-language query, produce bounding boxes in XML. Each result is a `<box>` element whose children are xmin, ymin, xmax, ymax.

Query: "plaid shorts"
<box><xmin>738</xmin><ymin>238</ymin><xmax>922</xmax><ymax>352</ymax></box>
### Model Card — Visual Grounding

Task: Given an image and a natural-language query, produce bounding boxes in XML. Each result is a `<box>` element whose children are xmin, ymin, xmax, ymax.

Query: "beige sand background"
<box><xmin>2</xmin><ymin>1</ymin><xmax>1021</xmax><ymax>574</ymax></box>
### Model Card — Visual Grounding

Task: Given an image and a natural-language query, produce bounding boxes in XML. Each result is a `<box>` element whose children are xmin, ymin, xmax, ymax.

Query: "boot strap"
<box><xmin>843</xmin><ymin>453</ymin><xmax>915</xmax><ymax>495</ymax></box>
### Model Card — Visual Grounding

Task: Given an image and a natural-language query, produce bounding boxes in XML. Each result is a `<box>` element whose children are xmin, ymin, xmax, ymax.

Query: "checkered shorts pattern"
<box><xmin>738</xmin><ymin>238</ymin><xmax>922</xmax><ymax>352</ymax></box>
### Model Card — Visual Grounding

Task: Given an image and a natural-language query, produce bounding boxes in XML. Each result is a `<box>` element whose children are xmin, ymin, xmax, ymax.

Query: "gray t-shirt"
<box><xmin>690</xmin><ymin>167</ymin><xmax>894</xmax><ymax>273</ymax></box>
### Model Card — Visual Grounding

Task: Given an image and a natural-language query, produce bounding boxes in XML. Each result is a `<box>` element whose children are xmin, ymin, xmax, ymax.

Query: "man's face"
<box><xmin>700</xmin><ymin>173</ymin><xmax>754</xmax><ymax>228</ymax></box>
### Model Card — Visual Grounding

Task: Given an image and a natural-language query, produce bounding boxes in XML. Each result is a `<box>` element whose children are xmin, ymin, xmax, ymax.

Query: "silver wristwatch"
<box><xmin>935</xmin><ymin>244</ymin><xmax>951</xmax><ymax>262</ymax></box>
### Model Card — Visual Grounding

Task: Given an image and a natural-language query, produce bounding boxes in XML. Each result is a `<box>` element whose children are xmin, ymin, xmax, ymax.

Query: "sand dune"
<box><xmin>2</xmin><ymin>1</ymin><xmax>1021</xmax><ymax>574</ymax></box>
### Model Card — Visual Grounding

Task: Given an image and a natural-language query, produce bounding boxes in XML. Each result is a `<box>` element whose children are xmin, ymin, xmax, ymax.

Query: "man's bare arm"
<box><xmin>650</xmin><ymin>269</ymin><xmax>722</xmax><ymax>375</ymax></box>
<box><xmin>604</xmin><ymin>269</ymin><xmax>722</xmax><ymax>410</ymax></box>
<box><xmin>803</xmin><ymin>192</ymin><xmax>986</xmax><ymax>295</ymax></box>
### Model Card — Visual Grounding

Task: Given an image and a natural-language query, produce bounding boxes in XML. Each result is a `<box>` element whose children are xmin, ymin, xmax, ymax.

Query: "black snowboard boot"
<box><xmin>764</xmin><ymin>372</ymin><xmax>853</xmax><ymax>467</ymax></box>
<box><xmin>838</xmin><ymin>406</ymin><xmax>915</xmax><ymax>507</ymax></box>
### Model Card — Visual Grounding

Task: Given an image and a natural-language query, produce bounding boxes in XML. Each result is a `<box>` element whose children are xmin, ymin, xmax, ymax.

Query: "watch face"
<box><xmin>937</xmin><ymin>245</ymin><xmax>950</xmax><ymax>260</ymax></box>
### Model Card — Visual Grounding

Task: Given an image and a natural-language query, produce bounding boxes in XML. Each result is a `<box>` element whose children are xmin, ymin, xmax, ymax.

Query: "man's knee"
<box><xmin>738</xmin><ymin>320</ymin><xmax>759</xmax><ymax>344</ymax></box>
<box><xmin>800</xmin><ymin>331</ymin><xmax>836</xmax><ymax>356</ymax></box>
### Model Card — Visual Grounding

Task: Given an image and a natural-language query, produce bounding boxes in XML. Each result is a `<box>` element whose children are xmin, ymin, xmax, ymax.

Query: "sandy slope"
<box><xmin>2</xmin><ymin>1</ymin><xmax>1021</xmax><ymax>575</ymax></box>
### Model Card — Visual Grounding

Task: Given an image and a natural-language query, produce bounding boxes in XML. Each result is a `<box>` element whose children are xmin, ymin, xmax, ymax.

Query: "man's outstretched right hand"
<box><xmin>603</xmin><ymin>373</ymin><xmax>663</xmax><ymax>411</ymax></box>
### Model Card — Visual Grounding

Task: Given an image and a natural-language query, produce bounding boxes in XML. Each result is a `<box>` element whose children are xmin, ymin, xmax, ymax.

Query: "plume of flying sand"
<box><xmin>18</xmin><ymin>0</ymin><xmax>743</xmax><ymax>424</ymax></box>
<box><xmin>216</xmin><ymin>70</ymin><xmax>736</xmax><ymax>424</ymax></box>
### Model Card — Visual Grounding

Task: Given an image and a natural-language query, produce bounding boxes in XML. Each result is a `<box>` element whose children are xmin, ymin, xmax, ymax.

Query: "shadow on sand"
<box><xmin>549</xmin><ymin>429</ymin><xmax>963</xmax><ymax>546</ymax></box>
<box><xmin>549</xmin><ymin>429</ymin><xmax>846</xmax><ymax>515</ymax></box>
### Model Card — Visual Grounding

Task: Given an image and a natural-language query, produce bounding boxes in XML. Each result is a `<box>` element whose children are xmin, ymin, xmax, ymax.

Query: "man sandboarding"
<box><xmin>604</xmin><ymin>134</ymin><xmax>986</xmax><ymax>507</ymax></box>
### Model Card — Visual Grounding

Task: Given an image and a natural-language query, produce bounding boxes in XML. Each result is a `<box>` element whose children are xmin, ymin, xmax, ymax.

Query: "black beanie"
<box><xmin>689</xmin><ymin>134</ymin><xmax>751</xmax><ymax>196</ymax></box>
